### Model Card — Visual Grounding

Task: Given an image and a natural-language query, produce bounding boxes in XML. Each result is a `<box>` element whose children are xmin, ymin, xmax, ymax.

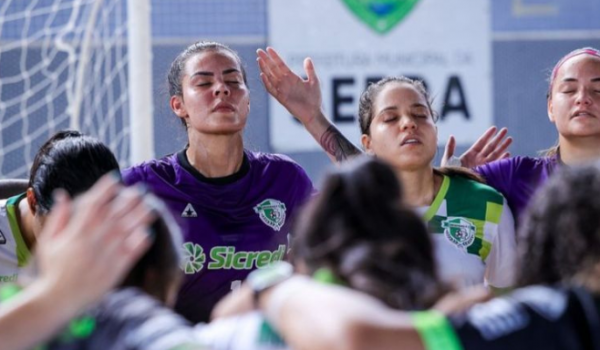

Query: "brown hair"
<box><xmin>294</xmin><ymin>156</ymin><xmax>449</xmax><ymax>310</ymax></box>
<box><xmin>358</xmin><ymin>77</ymin><xmax>438</xmax><ymax>136</ymax></box>
<box><xmin>434</xmin><ymin>167</ymin><xmax>485</xmax><ymax>184</ymax></box>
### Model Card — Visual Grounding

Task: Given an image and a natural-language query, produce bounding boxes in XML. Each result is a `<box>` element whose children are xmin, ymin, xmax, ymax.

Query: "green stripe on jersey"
<box><xmin>412</xmin><ymin>311</ymin><xmax>463</xmax><ymax>350</ymax></box>
<box><xmin>423</xmin><ymin>176</ymin><xmax>449</xmax><ymax>221</ymax></box>
<box><xmin>6</xmin><ymin>194</ymin><xmax>31</xmax><ymax>267</ymax></box>
<box><xmin>443</xmin><ymin>176</ymin><xmax>503</xmax><ymax>220</ymax></box>
<box><xmin>485</xmin><ymin>201</ymin><xmax>503</xmax><ymax>224</ymax></box>
<box><xmin>427</xmin><ymin>175</ymin><xmax>504</xmax><ymax>261</ymax></box>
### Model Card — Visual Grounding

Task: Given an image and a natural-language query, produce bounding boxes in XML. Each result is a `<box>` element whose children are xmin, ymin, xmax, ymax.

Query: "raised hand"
<box><xmin>36</xmin><ymin>173</ymin><xmax>155</xmax><ymax>310</ymax></box>
<box><xmin>441</xmin><ymin>127</ymin><xmax>512</xmax><ymax>168</ymax></box>
<box><xmin>257</xmin><ymin>47</ymin><xmax>322</xmax><ymax>125</ymax></box>
<box><xmin>0</xmin><ymin>174</ymin><xmax>156</xmax><ymax>350</ymax></box>
<box><xmin>258</xmin><ymin>47</ymin><xmax>362</xmax><ymax>163</ymax></box>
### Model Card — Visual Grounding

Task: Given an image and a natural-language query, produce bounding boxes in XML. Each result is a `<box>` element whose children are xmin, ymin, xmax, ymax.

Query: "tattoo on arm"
<box><xmin>319</xmin><ymin>125</ymin><xmax>362</xmax><ymax>163</ymax></box>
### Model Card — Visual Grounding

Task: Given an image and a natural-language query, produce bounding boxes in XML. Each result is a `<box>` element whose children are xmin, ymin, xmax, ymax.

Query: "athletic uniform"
<box><xmin>418</xmin><ymin>174</ymin><xmax>516</xmax><ymax>288</ymax></box>
<box><xmin>0</xmin><ymin>194</ymin><xmax>30</xmax><ymax>284</ymax></box>
<box><xmin>0</xmin><ymin>285</ymin><xmax>204</xmax><ymax>350</ymax></box>
<box><xmin>195</xmin><ymin>311</ymin><xmax>285</xmax><ymax>350</ymax></box>
<box><xmin>123</xmin><ymin>150</ymin><xmax>314</xmax><ymax>323</ymax></box>
<box><xmin>414</xmin><ymin>285</ymin><xmax>600</xmax><ymax>350</ymax></box>
<box><xmin>475</xmin><ymin>155</ymin><xmax>560</xmax><ymax>224</ymax></box>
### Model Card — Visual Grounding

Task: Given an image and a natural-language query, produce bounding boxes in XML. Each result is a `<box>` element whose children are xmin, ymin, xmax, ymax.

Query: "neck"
<box><xmin>186</xmin><ymin>132</ymin><xmax>244</xmax><ymax>178</ymax></box>
<box><xmin>558</xmin><ymin>135</ymin><xmax>600</xmax><ymax>165</ymax></box>
<box><xmin>396</xmin><ymin>166</ymin><xmax>441</xmax><ymax>207</ymax></box>
<box><xmin>17</xmin><ymin>197</ymin><xmax>36</xmax><ymax>251</ymax></box>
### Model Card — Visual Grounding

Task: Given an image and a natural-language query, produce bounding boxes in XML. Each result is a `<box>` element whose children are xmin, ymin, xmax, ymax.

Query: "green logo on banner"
<box><xmin>342</xmin><ymin>0</ymin><xmax>420</xmax><ymax>34</ymax></box>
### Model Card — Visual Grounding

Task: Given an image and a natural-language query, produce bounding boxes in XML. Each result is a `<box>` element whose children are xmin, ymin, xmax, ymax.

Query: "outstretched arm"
<box><xmin>0</xmin><ymin>175</ymin><xmax>154</xmax><ymax>350</ymax></box>
<box><xmin>258</xmin><ymin>47</ymin><xmax>361</xmax><ymax>163</ymax></box>
<box><xmin>213</xmin><ymin>276</ymin><xmax>425</xmax><ymax>350</ymax></box>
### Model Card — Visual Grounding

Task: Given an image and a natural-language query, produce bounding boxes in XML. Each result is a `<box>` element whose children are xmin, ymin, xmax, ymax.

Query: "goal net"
<box><xmin>0</xmin><ymin>0</ymin><xmax>151</xmax><ymax>178</ymax></box>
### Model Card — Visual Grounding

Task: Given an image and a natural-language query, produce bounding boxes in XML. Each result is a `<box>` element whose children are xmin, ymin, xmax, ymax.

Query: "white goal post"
<box><xmin>0</xmin><ymin>0</ymin><xmax>154</xmax><ymax>178</ymax></box>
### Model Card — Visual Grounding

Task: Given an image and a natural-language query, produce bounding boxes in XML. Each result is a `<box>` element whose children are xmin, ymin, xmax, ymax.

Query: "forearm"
<box><xmin>0</xmin><ymin>280</ymin><xmax>82</xmax><ymax>350</ymax></box>
<box><xmin>303</xmin><ymin>110</ymin><xmax>362</xmax><ymax>164</ymax></box>
<box><xmin>260</xmin><ymin>277</ymin><xmax>423</xmax><ymax>350</ymax></box>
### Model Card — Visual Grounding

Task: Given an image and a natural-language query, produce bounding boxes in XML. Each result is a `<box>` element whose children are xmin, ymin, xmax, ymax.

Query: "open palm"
<box><xmin>257</xmin><ymin>47</ymin><xmax>322</xmax><ymax>124</ymax></box>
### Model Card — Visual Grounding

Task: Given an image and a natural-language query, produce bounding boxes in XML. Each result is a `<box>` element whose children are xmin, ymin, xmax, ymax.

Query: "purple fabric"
<box><xmin>475</xmin><ymin>155</ymin><xmax>560</xmax><ymax>225</ymax></box>
<box><xmin>122</xmin><ymin>150</ymin><xmax>314</xmax><ymax>323</ymax></box>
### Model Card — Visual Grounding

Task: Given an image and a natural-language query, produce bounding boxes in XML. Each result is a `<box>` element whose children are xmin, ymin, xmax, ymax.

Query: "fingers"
<box><xmin>257</xmin><ymin>47</ymin><xmax>287</xmax><ymax>81</ymax></box>
<box><xmin>258</xmin><ymin>63</ymin><xmax>279</xmax><ymax>98</ymax></box>
<box><xmin>468</xmin><ymin>126</ymin><xmax>497</xmax><ymax>153</ymax></box>
<box><xmin>463</xmin><ymin>126</ymin><xmax>512</xmax><ymax>166</ymax></box>
<box><xmin>93</xmin><ymin>187</ymin><xmax>157</xmax><ymax>247</ymax></box>
<box><xmin>257</xmin><ymin>50</ymin><xmax>285</xmax><ymax>99</ymax></box>
<box><xmin>104</xmin><ymin>185</ymin><xmax>146</xmax><ymax>222</ymax></box>
<box><xmin>485</xmin><ymin>135</ymin><xmax>513</xmax><ymax>160</ymax></box>
<box><xmin>121</xmin><ymin>227</ymin><xmax>152</xmax><ymax>265</ymax></box>
<box><xmin>479</xmin><ymin>127</ymin><xmax>508</xmax><ymax>155</ymax></box>
<box><xmin>303</xmin><ymin>57</ymin><xmax>319</xmax><ymax>84</ymax></box>
<box><xmin>257</xmin><ymin>49</ymin><xmax>275</xmax><ymax>78</ymax></box>
<box><xmin>266</xmin><ymin>47</ymin><xmax>292</xmax><ymax>77</ymax></box>
<box><xmin>441</xmin><ymin>135</ymin><xmax>456</xmax><ymax>166</ymax></box>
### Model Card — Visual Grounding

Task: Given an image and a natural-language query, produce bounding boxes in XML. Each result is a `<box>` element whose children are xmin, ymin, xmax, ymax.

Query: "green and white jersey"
<box><xmin>195</xmin><ymin>311</ymin><xmax>287</xmax><ymax>350</ymax></box>
<box><xmin>0</xmin><ymin>194</ymin><xmax>30</xmax><ymax>284</ymax></box>
<box><xmin>419</xmin><ymin>175</ymin><xmax>516</xmax><ymax>289</ymax></box>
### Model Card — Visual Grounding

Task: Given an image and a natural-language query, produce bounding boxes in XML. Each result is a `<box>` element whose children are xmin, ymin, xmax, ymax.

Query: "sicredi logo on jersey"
<box><xmin>181</xmin><ymin>242</ymin><xmax>286</xmax><ymax>274</ymax></box>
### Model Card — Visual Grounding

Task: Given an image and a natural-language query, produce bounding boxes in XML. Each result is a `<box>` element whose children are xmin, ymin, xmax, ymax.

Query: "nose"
<box><xmin>400</xmin><ymin>115</ymin><xmax>417</xmax><ymax>131</ymax></box>
<box><xmin>576</xmin><ymin>88</ymin><xmax>593</xmax><ymax>106</ymax></box>
<box><xmin>213</xmin><ymin>81</ymin><xmax>230</xmax><ymax>96</ymax></box>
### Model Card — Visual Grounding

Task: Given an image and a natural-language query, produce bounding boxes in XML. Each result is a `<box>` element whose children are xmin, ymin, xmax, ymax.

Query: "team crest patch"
<box><xmin>442</xmin><ymin>217</ymin><xmax>476</xmax><ymax>249</ymax></box>
<box><xmin>181</xmin><ymin>242</ymin><xmax>206</xmax><ymax>274</ymax></box>
<box><xmin>254</xmin><ymin>199</ymin><xmax>287</xmax><ymax>231</ymax></box>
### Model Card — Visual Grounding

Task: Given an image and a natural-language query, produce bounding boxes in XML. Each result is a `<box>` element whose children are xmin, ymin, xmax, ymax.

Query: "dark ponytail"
<box><xmin>294</xmin><ymin>156</ymin><xmax>448</xmax><ymax>310</ymax></box>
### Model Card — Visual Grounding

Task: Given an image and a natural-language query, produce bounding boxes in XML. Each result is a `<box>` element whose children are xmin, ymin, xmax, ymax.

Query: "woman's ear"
<box><xmin>26</xmin><ymin>188</ymin><xmax>37</xmax><ymax>216</ymax></box>
<box><xmin>170</xmin><ymin>95</ymin><xmax>187</xmax><ymax>118</ymax></box>
<box><xmin>361</xmin><ymin>134</ymin><xmax>374</xmax><ymax>155</ymax></box>
<box><xmin>547</xmin><ymin>98</ymin><xmax>555</xmax><ymax>123</ymax></box>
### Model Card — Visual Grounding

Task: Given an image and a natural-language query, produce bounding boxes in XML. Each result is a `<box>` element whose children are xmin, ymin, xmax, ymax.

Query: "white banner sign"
<box><xmin>267</xmin><ymin>0</ymin><xmax>492</xmax><ymax>153</ymax></box>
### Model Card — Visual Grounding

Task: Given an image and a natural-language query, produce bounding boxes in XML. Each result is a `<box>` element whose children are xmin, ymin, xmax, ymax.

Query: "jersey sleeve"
<box><xmin>483</xmin><ymin>199</ymin><xmax>517</xmax><ymax>289</ymax></box>
<box><xmin>290</xmin><ymin>161</ymin><xmax>317</xmax><ymax>201</ymax></box>
<box><xmin>121</xmin><ymin>165</ymin><xmax>145</xmax><ymax>186</ymax></box>
<box><xmin>474</xmin><ymin>158</ymin><xmax>516</xmax><ymax>199</ymax></box>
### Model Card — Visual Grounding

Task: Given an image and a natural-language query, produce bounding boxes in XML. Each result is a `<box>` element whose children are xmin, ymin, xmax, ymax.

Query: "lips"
<box><xmin>213</xmin><ymin>102</ymin><xmax>235</xmax><ymax>112</ymax></box>
<box><xmin>400</xmin><ymin>136</ymin><xmax>421</xmax><ymax>146</ymax></box>
<box><xmin>571</xmin><ymin>109</ymin><xmax>597</xmax><ymax>119</ymax></box>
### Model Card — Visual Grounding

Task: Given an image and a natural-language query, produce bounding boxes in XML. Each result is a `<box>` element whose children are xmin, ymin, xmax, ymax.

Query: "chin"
<box><xmin>564</xmin><ymin>127</ymin><xmax>600</xmax><ymax>139</ymax></box>
<box><xmin>204</xmin><ymin>121</ymin><xmax>246</xmax><ymax>135</ymax></box>
<box><xmin>391</xmin><ymin>157</ymin><xmax>432</xmax><ymax>172</ymax></box>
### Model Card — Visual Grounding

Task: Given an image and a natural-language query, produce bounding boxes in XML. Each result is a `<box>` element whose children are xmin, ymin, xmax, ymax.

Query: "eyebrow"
<box><xmin>561</xmin><ymin>77</ymin><xmax>600</xmax><ymax>83</ymax></box>
<box><xmin>190</xmin><ymin>68</ymin><xmax>241</xmax><ymax>79</ymax></box>
<box><xmin>379</xmin><ymin>103</ymin><xmax>427</xmax><ymax>112</ymax></box>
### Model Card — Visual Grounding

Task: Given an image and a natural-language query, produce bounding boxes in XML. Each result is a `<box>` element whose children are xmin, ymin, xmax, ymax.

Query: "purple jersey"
<box><xmin>475</xmin><ymin>155</ymin><xmax>559</xmax><ymax>224</ymax></box>
<box><xmin>123</xmin><ymin>150</ymin><xmax>314</xmax><ymax>323</ymax></box>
